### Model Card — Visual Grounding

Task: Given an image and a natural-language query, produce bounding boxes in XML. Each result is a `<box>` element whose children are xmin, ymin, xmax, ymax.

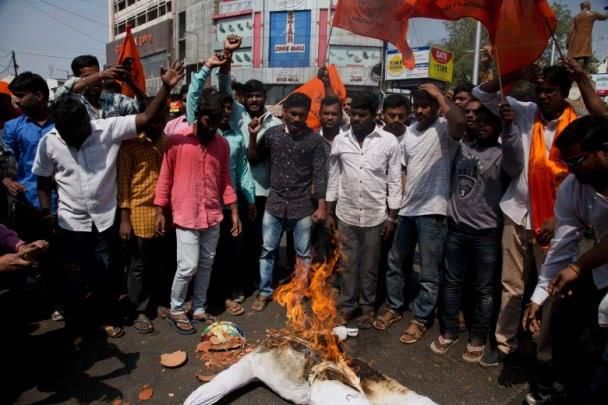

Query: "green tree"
<box><xmin>434</xmin><ymin>1</ymin><xmax>575</xmax><ymax>85</ymax></box>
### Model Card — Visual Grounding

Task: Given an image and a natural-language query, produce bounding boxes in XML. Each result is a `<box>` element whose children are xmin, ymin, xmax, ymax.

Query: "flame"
<box><xmin>273</xmin><ymin>248</ymin><xmax>343</xmax><ymax>362</ymax></box>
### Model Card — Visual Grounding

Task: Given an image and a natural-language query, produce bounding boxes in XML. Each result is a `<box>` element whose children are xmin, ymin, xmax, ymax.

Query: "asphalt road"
<box><xmin>10</xmin><ymin>294</ymin><xmax>530</xmax><ymax>405</ymax></box>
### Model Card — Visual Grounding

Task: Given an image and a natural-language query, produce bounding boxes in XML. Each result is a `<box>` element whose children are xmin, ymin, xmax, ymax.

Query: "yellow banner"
<box><xmin>428</xmin><ymin>47</ymin><xmax>453</xmax><ymax>83</ymax></box>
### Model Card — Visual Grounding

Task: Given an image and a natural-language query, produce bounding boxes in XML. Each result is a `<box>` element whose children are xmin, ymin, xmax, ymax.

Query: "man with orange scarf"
<box><xmin>471</xmin><ymin>60</ymin><xmax>607</xmax><ymax>371</ymax></box>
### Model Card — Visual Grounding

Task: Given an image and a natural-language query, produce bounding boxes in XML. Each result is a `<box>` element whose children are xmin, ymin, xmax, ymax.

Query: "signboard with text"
<box><xmin>592</xmin><ymin>74</ymin><xmax>608</xmax><ymax>96</ymax></box>
<box><xmin>385</xmin><ymin>45</ymin><xmax>453</xmax><ymax>83</ymax></box>
<box><xmin>268</xmin><ymin>10</ymin><xmax>311</xmax><ymax>68</ymax></box>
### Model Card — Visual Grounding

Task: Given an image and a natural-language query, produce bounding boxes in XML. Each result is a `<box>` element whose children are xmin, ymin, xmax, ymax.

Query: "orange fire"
<box><xmin>273</xmin><ymin>249</ymin><xmax>343</xmax><ymax>362</ymax></box>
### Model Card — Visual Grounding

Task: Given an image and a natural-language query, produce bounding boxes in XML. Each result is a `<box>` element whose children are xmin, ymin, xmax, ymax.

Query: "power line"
<box><xmin>14</xmin><ymin>51</ymin><xmax>75</xmax><ymax>60</ymax></box>
<box><xmin>24</xmin><ymin>1</ymin><xmax>106</xmax><ymax>44</ymax></box>
<box><xmin>40</xmin><ymin>0</ymin><xmax>108</xmax><ymax>27</ymax></box>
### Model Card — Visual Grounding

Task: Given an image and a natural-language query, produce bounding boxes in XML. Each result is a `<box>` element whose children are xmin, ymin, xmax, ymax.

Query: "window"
<box><xmin>118</xmin><ymin>21</ymin><xmax>126</xmax><ymax>34</ymax></box>
<box><xmin>166</xmin><ymin>1</ymin><xmax>171</xmax><ymax>12</ymax></box>
<box><xmin>127</xmin><ymin>16</ymin><xmax>135</xmax><ymax>28</ymax></box>
<box><xmin>159</xmin><ymin>4</ymin><xmax>166</xmax><ymax>16</ymax></box>
<box><xmin>147</xmin><ymin>7</ymin><xmax>158</xmax><ymax>21</ymax></box>
<box><xmin>178</xmin><ymin>39</ymin><xmax>186</xmax><ymax>61</ymax></box>
<box><xmin>117</xmin><ymin>0</ymin><xmax>126</xmax><ymax>11</ymax></box>
<box><xmin>127</xmin><ymin>0</ymin><xmax>135</xmax><ymax>6</ymax></box>
<box><xmin>178</xmin><ymin>11</ymin><xmax>186</xmax><ymax>39</ymax></box>
<box><xmin>137</xmin><ymin>12</ymin><xmax>146</xmax><ymax>26</ymax></box>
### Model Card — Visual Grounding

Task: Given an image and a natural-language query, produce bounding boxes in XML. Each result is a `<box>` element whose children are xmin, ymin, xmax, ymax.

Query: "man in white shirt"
<box><xmin>382</xmin><ymin>94</ymin><xmax>410</xmax><ymax>144</ymax></box>
<box><xmin>33</xmin><ymin>61</ymin><xmax>185</xmax><ymax>340</ymax></box>
<box><xmin>326</xmin><ymin>93</ymin><xmax>401</xmax><ymax>329</ymax></box>
<box><xmin>472</xmin><ymin>59</ymin><xmax>607</xmax><ymax>368</ymax></box>
<box><xmin>376</xmin><ymin>83</ymin><xmax>465</xmax><ymax>344</ymax></box>
<box><xmin>522</xmin><ymin>115</ymin><xmax>608</xmax><ymax>404</ymax></box>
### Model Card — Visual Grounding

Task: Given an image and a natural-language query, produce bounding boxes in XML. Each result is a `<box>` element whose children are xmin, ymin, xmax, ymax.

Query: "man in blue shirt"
<box><xmin>3</xmin><ymin>72</ymin><xmax>54</xmax><ymax>209</ymax></box>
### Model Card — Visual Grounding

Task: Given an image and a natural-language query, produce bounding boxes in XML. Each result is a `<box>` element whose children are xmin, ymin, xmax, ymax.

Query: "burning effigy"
<box><xmin>185</xmin><ymin>252</ymin><xmax>438</xmax><ymax>405</ymax></box>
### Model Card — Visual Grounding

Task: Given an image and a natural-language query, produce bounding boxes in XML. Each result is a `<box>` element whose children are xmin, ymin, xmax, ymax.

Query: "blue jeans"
<box><xmin>259</xmin><ymin>212</ymin><xmax>312</xmax><ymax>298</ymax></box>
<box><xmin>440</xmin><ymin>222</ymin><xmax>501</xmax><ymax>343</ymax></box>
<box><xmin>171</xmin><ymin>225</ymin><xmax>221</xmax><ymax>315</ymax></box>
<box><xmin>386</xmin><ymin>215</ymin><xmax>447</xmax><ymax>325</ymax></box>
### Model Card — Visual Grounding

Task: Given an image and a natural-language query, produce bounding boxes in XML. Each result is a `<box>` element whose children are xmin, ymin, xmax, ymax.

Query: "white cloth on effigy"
<box><xmin>184</xmin><ymin>345</ymin><xmax>437</xmax><ymax>405</ymax></box>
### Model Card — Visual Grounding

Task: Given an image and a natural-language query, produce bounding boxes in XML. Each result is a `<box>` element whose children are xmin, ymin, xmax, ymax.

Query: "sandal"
<box><xmin>462</xmin><ymin>344</ymin><xmax>485</xmax><ymax>363</ymax></box>
<box><xmin>102</xmin><ymin>325</ymin><xmax>125</xmax><ymax>339</ymax></box>
<box><xmin>192</xmin><ymin>311</ymin><xmax>216</xmax><ymax>325</ymax></box>
<box><xmin>133</xmin><ymin>314</ymin><xmax>154</xmax><ymax>334</ymax></box>
<box><xmin>165</xmin><ymin>313</ymin><xmax>196</xmax><ymax>335</ymax></box>
<box><xmin>225</xmin><ymin>299</ymin><xmax>245</xmax><ymax>316</ymax></box>
<box><xmin>399</xmin><ymin>320</ymin><xmax>427</xmax><ymax>344</ymax></box>
<box><xmin>372</xmin><ymin>308</ymin><xmax>402</xmax><ymax>331</ymax></box>
<box><xmin>430</xmin><ymin>335</ymin><xmax>458</xmax><ymax>355</ymax></box>
<box><xmin>356</xmin><ymin>312</ymin><xmax>375</xmax><ymax>329</ymax></box>
<box><xmin>251</xmin><ymin>295</ymin><xmax>271</xmax><ymax>312</ymax></box>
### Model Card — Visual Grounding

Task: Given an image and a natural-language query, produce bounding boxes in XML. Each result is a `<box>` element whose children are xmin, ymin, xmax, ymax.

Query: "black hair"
<box><xmin>556</xmin><ymin>115</ymin><xmax>608</xmax><ymax>152</ymax></box>
<box><xmin>50</xmin><ymin>94</ymin><xmax>89</xmax><ymax>131</ymax></box>
<box><xmin>453</xmin><ymin>83</ymin><xmax>474</xmax><ymax>96</ymax></box>
<box><xmin>350</xmin><ymin>93</ymin><xmax>379</xmax><ymax>114</ymax></box>
<box><xmin>321</xmin><ymin>95</ymin><xmax>341</xmax><ymax>109</ymax></box>
<box><xmin>475</xmin><ymin>105</ymin><xmax>502</xmax><ymax>135</ymax></box>
<box><xmin>9</xmin><ymin>72</ymin><xmax>50</xmax><ymax>101</ymax></box>
<box><xmin>242</xmin><ymin>79</ymin><xmax>265</xmax><ymax>95</ymax></box>
<box><xmin>218</xmin><ymin>91</ymin><xmax>233</xmax><ymax>105</ymax></box>
<box><xmin>196</xmin><ymin>91</ymin><xmax>224</xmax><ymax>120</ymax></box>
<box><xmin>101</xmin><ymin>80</ymin><xmax>122</xmax><ymax>94</ymax></box>
<box><xmin>412</xmin><ymin>89</ymin><xmax>439</xmax><ymax>108</ymax></box>
<box><xmin>232</xmin><ymin>82</ymin><xmax>245</xmax><ymax>93</ymax></box>
<box><xmin>283</xmin><ymin>92</ymin><xmax>311</xmax><ymax>110</ymax></box>
<box><xmin>179</xmin><ymin>84</ymin><xmax>188</xmax><ymax>97</ymax></box>
<box><xmin>70</xmin><ymin>55</ymin><xmax>99</xmax><ymax>76</ymax></box>
<box><xmin>382</xmin><ymin>94</ymin><xmax>410</xmax><ymax>112</ymax></box>
<box><xmin>542</xmin><ymin>65</ymin><xmax>572</xmax><ymax>98</ymax></box>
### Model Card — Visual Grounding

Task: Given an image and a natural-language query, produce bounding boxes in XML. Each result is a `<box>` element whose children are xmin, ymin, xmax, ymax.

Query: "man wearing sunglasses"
<box><xmin>523</xmin><ymin>115</ymin><xmax>608</xmax><ymax>403</ymax></box>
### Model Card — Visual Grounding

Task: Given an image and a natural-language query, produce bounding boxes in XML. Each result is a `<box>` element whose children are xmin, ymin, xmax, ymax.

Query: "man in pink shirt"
<box><xmin>155</xmin><ymin>92</ymin><xmax>241</xmax><ymax>334</ymax></box>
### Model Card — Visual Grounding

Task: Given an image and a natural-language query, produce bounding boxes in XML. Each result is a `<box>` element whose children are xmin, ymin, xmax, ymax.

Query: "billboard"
<box><xmin>268</xmin><ymin>10</ymin><xmax>311</xmax><ymax>68</ymax></box>
<box><xmin>385</xmin><ymin>44</ymin><xmax>453</xmax><ymax>83</ymax></box>
<box><xmin>592</xmin><ymin>74</ymin><xmax>608</xmax><ymax>96</ymax></box>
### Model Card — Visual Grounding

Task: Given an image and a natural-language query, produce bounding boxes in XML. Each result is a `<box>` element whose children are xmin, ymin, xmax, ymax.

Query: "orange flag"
<box><xmin>398</xmin><ymin>0</ymin><xmax>556</xmax><ymax>78</ymax></box>
<box><xmin>117</xmin><ymin>26</ymin><xmax>146</xmax><ymax>98</ymax></box>
<box><xmin>292</xmin><ymin>65</ymin><xmax>346</xmax><ymax>130</ymax></box>
<box><xmin>333</xmin><ymin>0</ymin><xmax>415</xmax><ymax>68</ymax></box>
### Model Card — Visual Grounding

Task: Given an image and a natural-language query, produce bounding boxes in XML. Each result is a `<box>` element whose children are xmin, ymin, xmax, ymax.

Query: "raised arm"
<box><xmin>68</xmin><ymin>65</ymin><xmax>128</xmax><ymax>94</ymax></box>
<box><xmin>498</xmin><ymin>103</ymin><xmax>524</xmax><ymax>178</ymax></box>
<box><xmin>135</xmin><ymin>60</ymin><xmax>185</xmax><ymax>133</ymax></box>
<box><xmin>187</xmin><ymin>54</ymin><xmax>228</xmax><ymax>124</ymax></box>
<box><xmin>419</xmin><ymin>83</ymin><xmax>465</xmax><ymax>140</ymax></box>
<box><xmin>563</xmin><ymin>57</ymin><xmax>608</xmax><ymax>117</ymax></box>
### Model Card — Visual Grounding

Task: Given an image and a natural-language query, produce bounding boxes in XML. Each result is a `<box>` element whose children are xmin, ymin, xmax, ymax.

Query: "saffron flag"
<box><xmin>117</xmin><ymin>26</ymin><xmax>146</xmax><ymax>98</ymax></box>
<box><xmin>291</xmin><ymin>65</ymin><xmax>346</xmax><ymax>130</ymax></box>
<box><xmin>398</xmin><ymin>0</ymin><xmax>556</xmax><ymax>78</ymax></box>
<box><xmin>333</xmin><ymin>0</ymin><xmax>415</xmax><ymax>68</ymax></box>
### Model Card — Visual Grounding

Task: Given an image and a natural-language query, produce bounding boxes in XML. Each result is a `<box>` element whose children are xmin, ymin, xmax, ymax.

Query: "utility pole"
<box><xmin>472</xmin><ymin>21</ymin><xmax>482</xmax><ymax>85</ymax></box>
<box><xmin>11</xmin><ymin>50</ymin><xmax>18</xmax><ymax>76</ymax></box>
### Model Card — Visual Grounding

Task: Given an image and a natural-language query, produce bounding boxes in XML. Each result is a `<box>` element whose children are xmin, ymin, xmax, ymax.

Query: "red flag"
<box><xmin>398</xmin><ymin>0</ymin><xmax>556</xmax><ymax>78</ymax></box>
<box><xmin>292</xmin><ymin>65</ymin><xmax>347</xmax><ymax>130</ymax></box>
<box><xmin>117</xmin><ymin>26</ymin><xmax>146</xmax><ymax>97</ymax></box>
<box><xmin>333</xmin><ymin>0</ymin><xmax>415</xmax><ymax>68</ymax></box>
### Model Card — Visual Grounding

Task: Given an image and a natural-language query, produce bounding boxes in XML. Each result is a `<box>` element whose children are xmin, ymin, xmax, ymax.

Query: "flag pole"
<box><xmin>492</xmin><ymin>44</ymin><xmax>505</xmax><ymax>102</ymax></box>
<box><xmin>324</xmin><ymin>0</ymin><xmax>335</xmax><ymax>66</ymax></box>
<box><xmin>543</xmin><ymin>17</ymin><xmax>565</xmax><ymax>62</ymax></box>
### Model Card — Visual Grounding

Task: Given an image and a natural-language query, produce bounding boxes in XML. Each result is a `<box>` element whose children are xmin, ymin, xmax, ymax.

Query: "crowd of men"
<box><xmin>1</xmin><ymin>33</ymin><xmax>608</xmax><ymax>404</ymax></box>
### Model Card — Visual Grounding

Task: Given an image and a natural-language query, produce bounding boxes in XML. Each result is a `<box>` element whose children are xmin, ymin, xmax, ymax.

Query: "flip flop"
<box><xmin>133</xmin><ymin>315</ymin><xmax>154</xmax><ymax>334</ymax></box>
<box><xmin>225</xmin><ymin>299</ymin><xmax>245</xmax><ymax>316</ymax></box>
<box><xmin>102</xmin><ymin>325</ymin><xmax>125</xmax><ymax>339</ymax></box>
<box><xmin>165</xmin><ymin>314</ymin><xmax>196</xmax><ymax>335</ymax></box>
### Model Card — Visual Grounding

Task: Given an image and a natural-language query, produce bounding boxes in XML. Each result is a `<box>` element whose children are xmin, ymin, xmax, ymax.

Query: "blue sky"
<box><xmin>0</xmin><ymin>0</ymin><xmax>606</xmax><ymax>79</ymax></box>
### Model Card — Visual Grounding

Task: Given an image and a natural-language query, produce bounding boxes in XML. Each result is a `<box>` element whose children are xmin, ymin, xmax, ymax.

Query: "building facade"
<box><xmin>106</xmin><ymin>0</ymin><xmax>174</xmax><ymax>93</ymax></box>
<box><xmin>176</xmin><ymin>0</ymin><xmax>383</xmax><ymax>103</ymax></box>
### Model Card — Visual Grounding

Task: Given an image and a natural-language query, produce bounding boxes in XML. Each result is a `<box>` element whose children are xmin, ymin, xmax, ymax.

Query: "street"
<box><xmin>10</xmin><ymin>293</ymin><xmax>530</xmax><ymax>405</ymax></box>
